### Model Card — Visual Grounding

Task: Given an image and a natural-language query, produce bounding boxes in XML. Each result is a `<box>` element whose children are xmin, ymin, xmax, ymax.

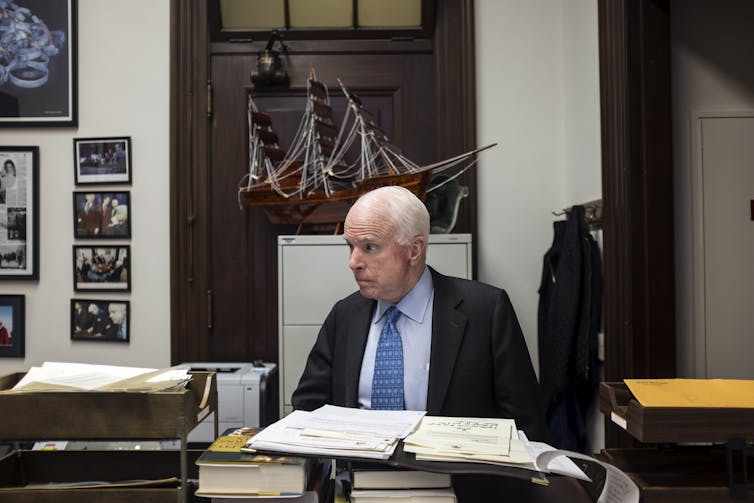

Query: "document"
<box><xmin>624</xmin><ymin>378</ymin><xmax>754</xmax><ymax>408</ymax></box>
<box><xmin>536</xmin><ymin>450</ymin><xmax>639</xmax><ymax>503</ymax></box>
<box><xmin>247</xmin><ymin>406</ymin><xmax>426</xmax><ymax>460</ymax></box>
<box><xmin>304</xmin><ymin>404</ymin><xmax>426</xmax><ymax>439</ymax></box>
<box><xmin>402</xmin><ymin>416</ymin><xmax>515</xmax><ymax>456</ymax></box>
<box><xmin>7</xmin><ymin>361</ymin><xmax>191</xmax><ymax>392</ymax></box>
<box><xmin>10</xmin><ymin>362</ymin><xmax>157</xmax><ymax>390</ymax></box>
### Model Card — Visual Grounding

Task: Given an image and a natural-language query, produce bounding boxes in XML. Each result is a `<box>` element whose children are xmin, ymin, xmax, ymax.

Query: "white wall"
<box><xmin>475</xmin><ymin>0</ymin><xmax>601</xmax><ymax>373</ymax></box>
<box><xmin>0</xmin><ymin>0</ymin><xmax>171</xmax><ymax>375</ymax></box>
<box><xmin>475</xmin><ymin>0</ymin><xmax>603</xmax><ymax>452</ymax></box>
<box><xmin>670</xmin><ymin>0</ymin><xmax>754</xmax><ymax>377</ymax></box>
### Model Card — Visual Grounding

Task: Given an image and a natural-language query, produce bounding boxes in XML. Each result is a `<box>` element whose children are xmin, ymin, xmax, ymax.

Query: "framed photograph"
<box><xmin>71</xmin><ymin>299</ymin><xmax>129</xmax><ymax>342</ymax></box>
<box><xmin>0</xmin><ymin>295</ymin><xmax>25</xmax><ymax>357</ymax></box>
<box><xmin>73</xmin><ymin>191</ymin><xmax>130</xmax><ymax>239</ymax></box>
<box><xmin>73</xmin><ymin>245</ymin><xmax>130</xmax><ymax>292</ymax></box>
<box><xmin>0</xmin><ymin>147</ymin><xmax>39</xmax><ymax>280</ymax></box>
<box><xmin>0</xmin><ymin>0</ymin><xmax>77</xmax><ymax>126</ymax></box>
<box><xmin>74</xmin><ymin>137</ymin><xmax>131</xmax><ymax>184</ymax></box>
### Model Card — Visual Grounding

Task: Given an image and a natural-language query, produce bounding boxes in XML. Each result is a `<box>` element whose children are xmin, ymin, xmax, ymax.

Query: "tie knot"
<box><xmin>385</xmin><ymin>306</ymin><xmax>400</xmax><ymax>326</ymax></box>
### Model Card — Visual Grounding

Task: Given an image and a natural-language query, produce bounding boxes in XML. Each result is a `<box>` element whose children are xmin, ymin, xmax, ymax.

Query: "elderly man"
<box><xmin>292</xmin><ymin>185</ymin><xmax>545</xmax><ymax>433</ymax></box>
<box><xmin>104</xmin><ymin>303</ymin><xmax>128</xmax><ymax>341</ymax></box>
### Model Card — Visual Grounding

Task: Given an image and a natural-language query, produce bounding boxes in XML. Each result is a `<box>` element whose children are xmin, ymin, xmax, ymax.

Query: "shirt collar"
<box><xmin>374</xmin><ymin>266</ymin><xmax>433</xmax><ymax>324</ymax></box>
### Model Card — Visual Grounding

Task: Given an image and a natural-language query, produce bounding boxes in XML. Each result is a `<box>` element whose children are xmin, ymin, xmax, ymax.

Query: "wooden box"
<box><xmin>0</xmin><ymin>449</ymin><xmax>204</xmax><ymax>503</ymax></box>
<box><xmin>599</xmin><ymin>381</ymin><xmax>754</xmax><ymax>443</ymax></box>
<box><xmin>0</xmin><ymin>371</ymin><xmax>217</xmax><ymax>440</ymax></box>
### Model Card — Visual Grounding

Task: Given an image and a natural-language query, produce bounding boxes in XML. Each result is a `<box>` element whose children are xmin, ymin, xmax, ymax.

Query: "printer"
<box><xmin>177</xmin><ymin>362</ymin><xmax>278</xmax><ymax>443</ymax></box>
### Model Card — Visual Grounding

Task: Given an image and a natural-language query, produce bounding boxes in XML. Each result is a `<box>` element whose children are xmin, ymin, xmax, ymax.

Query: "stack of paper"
<box><xmin>8</xmin><ymin>361</ymin><xmax>193</xmax><ymax>392</ymax></box>
<box><xmin>247</xmin><ymin>405</ymin><xmax>426</xmax><ymax>460</ymax></box>
<box><xmin>402</xmin><ymin>416</ymin><xmax>533</xmax><ymax>465</ymax></box>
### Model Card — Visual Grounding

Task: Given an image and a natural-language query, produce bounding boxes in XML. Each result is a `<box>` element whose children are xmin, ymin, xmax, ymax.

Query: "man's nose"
<box><xmin>349</xmin><ymin>248</ymin><xmax>363</xmax><ymax>270</ymax></box>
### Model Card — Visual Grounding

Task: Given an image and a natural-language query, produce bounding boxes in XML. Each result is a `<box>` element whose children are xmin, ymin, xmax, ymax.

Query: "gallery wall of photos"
<box><xmin>71</xmin><ymin>136</ymin><xmax>132</xmax><ymax>344</ymax></box>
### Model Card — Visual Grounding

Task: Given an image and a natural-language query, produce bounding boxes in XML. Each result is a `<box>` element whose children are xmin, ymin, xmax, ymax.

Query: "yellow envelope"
<box><xmin>624</xmin><ymin>378</ymin><xmax>754</xmax><ymax>408</ymax></box>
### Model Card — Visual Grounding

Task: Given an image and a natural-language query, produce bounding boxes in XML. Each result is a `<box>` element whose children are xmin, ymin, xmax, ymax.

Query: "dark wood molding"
<box><xmin>210</xmin><ymin>39</ymin><xmax>433</xmax><ymax>55</ymax></box>
<box><xmin>434</xmin><ymin>0</ymin><xmax>478</xmax><ymax>278</ymax></box>
<box><xmin>170</xmin><ymin>0</ymin><xmax>211</xmax><ymax>364</ymax></box>
<box><xmin>598</xmin><ymin>0</ymin><xmax>676</xmax><ymax>446</ymax></box>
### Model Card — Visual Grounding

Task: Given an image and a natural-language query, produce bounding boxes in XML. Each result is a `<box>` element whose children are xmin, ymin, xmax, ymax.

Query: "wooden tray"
<box><xmin>600</xmin><ymin>447</ymin><xmax>751</xmax><ymax>503</ymax></box>
<box><xmin>0</xmin><ymin>449</ymin><xmax>205</xmax><ymax>503</ymax></box>
<box><xmin>0</xmin><ymin>371</ymin><xmax>217</xmax><ymax>441</ymax></box>
<box><xmin>600</xmin><ymin>382</ymin><xmax>754</xmax><ymax>443</ymax></box>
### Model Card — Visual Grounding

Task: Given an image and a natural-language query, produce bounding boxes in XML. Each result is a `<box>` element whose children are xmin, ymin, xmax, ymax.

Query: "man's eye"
<box><xmin>365</xmin><ymin>244</ymin><xmax>376</xmax><ymax>252</ymax></box>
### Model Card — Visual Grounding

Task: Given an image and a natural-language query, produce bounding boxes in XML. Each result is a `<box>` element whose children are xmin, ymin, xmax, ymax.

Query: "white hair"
<box><xmin>355</xmin><ymin>186</ymin><xmax>429</xmax><ymax>246</ymax></box>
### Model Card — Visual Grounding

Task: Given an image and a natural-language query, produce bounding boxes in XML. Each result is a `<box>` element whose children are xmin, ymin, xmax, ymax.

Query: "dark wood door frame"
<box><xmin>598</xmin><ymin>0</ymin><xmax>676</xmax><ymax>446</ymax></box>
<box><xmin>170</xmin><ymin>0</ymin><xmax>212</xmax><ymax>362</ymax></box>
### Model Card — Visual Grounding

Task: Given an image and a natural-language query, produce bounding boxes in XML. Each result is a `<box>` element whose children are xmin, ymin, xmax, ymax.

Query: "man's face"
<box><xmin>108</xmin><ymin>305</ymin><xmax>125</xmax><ymax>324</ymax></box>
<box><xmin>344</xmin><ymin>205</ymin><xmax>415</xmax><ymax>304</ymax></box>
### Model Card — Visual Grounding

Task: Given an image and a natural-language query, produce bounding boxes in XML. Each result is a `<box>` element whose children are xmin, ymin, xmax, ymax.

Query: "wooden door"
<box><xmin>207</xmin><ymin>52</ymin><xmax>435</xmax><ymax>362</ymax></box>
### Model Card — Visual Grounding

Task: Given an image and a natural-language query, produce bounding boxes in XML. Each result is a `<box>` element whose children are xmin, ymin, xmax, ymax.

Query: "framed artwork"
<box><xmin>71</xmin><ymin>299</ymin><xmax>129</xmax><ymax>342</ymax></box>
<box><xmin>0</xmin><ymin>0</ymin><xmax>78</xmax><ymax>126</ymax></box>
<box><xmin>74</xmin><ymin>137</ymin><xmax>131</xmax><ymax>184</ymax></box>
<box><xmin>0</xmin><ymin>295</ymin><xmax>25</xmax><ymax>357</ymax></box>
<box><xmin>73</xmin><ymin>245</ymin><xmax>130</xmax><ymax>292</ymax></box>
<box><xmin>0</xmin><ymin>147</ymin><xmax>39</xmax><ymax>280</ymax></box>
<box><xmin>73</xmin><ymin>191</ymin><xmax>130</xmax><ymax>239</ymax></box>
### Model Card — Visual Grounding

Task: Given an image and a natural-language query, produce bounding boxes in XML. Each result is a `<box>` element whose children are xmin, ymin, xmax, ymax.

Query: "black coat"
<box><xmin>538</xmin><ymin>205</ymin><xmax>602</xmax><ymax>451</ymax></box>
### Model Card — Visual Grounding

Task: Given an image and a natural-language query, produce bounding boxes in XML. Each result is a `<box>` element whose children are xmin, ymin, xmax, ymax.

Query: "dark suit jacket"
<box><xmin>292</xmin><ymin>267</ymin><xmax>547</xmax><ymax>441</ymax></box>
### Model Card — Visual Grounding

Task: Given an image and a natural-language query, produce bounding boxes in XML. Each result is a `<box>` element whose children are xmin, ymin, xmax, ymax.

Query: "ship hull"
<box><xmin>240</xmin><ymin>171</ymin><xmax>432</xmax><ymax>225</ymax></box>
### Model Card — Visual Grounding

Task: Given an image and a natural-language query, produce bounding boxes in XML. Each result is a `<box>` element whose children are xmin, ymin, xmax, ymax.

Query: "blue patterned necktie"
<box><xmin>371</xmin><ymin>306</ymin><xmax>404</xmax><ymax>410</ymax></box>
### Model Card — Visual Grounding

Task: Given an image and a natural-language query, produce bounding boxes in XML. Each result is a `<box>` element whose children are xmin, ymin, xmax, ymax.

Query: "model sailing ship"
<box><xmin>238</xmin><ymin>68</ymin><xmax>494</xmax><ymax>226</ymax></box>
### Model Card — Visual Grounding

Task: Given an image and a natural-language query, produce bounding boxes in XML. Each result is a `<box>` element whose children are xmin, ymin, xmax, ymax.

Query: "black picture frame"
<box><xmin>74</xmin><ymin>136</ymin><xmax>132</xmax><ymax>185</ymax></box>
<box><xmin>73</xmin><ymin>191</ymin><xmax>131</xmax><ymax>239</ymax></box>
<box><xmin>73</xmin><ymin>245</ymin><xmax>130</xmax><ymax>292</ymax></box>
<box><xmin>71</xmin><ymin>299</ymin><xmax>129</xmax><ymax>342</ymax></box>
<box><xmin>0</xmin><ymin>0</ymin><xmax>78</xmax><ymax>127</ymax></box>
<box><xmin>0</xmin><ymin>147</ymin><xmax>39</xmax><ymax>280</ymax></box>
<box><xmin>0</xmin><ymin>294</ymin><xmax>25</xmax><ymax>357</ymax></box>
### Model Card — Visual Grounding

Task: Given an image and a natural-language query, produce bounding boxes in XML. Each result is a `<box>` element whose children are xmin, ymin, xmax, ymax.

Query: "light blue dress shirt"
<box><xmin>358</xmin><ymin>267</ymin><xmax>434</xmax><ymax>411</ymax></box>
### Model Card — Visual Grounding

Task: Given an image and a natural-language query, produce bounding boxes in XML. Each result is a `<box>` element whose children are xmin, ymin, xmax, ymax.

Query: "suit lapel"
<box><xmin>343</xmin><ymin>296</ymin><xmax>375</xmax><ymax>407</ymax></box>
<box><xmin>427</xmin><ymin>270</ymin><xmax>467</xmax><ymax>414</ymax></box>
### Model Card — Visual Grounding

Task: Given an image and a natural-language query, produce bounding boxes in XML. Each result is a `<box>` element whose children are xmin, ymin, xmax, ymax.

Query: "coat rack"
<box><xmin>552</xmin><ymin>198</ymin><xmax>603</xmax><ymax>229</ymax></box>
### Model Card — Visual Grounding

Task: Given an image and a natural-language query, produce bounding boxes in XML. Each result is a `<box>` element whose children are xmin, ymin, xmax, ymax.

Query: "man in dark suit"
<box><xmin>292</xmin><ymin>187</ymin><xmax>546</xmax><ymax>498</ymax></box>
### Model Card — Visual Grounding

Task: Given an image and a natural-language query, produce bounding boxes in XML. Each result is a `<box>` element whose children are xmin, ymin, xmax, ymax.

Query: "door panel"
<box><xmin>700</xmin><ymin>115</ymin><xmax>754</xmax><ymax>378</ymax></box>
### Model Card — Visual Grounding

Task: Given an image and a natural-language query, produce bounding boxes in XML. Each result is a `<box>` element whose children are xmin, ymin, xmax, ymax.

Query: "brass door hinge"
<box><xmin>207</xmin><ymin>80</ymin><xmax>212</xmax><ymax>118</ymax></box>
<box><xmin>207</xmin><ymin>289</ymin><xmax>213</xmax><ymax>329</ymax></box>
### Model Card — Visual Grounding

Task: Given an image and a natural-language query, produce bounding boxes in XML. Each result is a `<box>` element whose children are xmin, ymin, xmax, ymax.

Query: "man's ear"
<box><xmin>408</xmin><ymin>235</ymin><xmax>427</xmax><ymax>265</ymax></box>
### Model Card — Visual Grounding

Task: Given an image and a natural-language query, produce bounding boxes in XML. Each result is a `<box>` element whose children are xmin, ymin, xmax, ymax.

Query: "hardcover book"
<box><xmin>350</xmin><ymin>464</ymin><xmax>451</xmax><ymax>490</ymax></box>
<box><xmin>349</xmin><ymin>488</ymin><xmax>457</xmax><ymax>503</ymax></box>
<box><xmin>195</xmin><ymin>427</ymin><xmax>308</xmax><ymax>497</ymax></box>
